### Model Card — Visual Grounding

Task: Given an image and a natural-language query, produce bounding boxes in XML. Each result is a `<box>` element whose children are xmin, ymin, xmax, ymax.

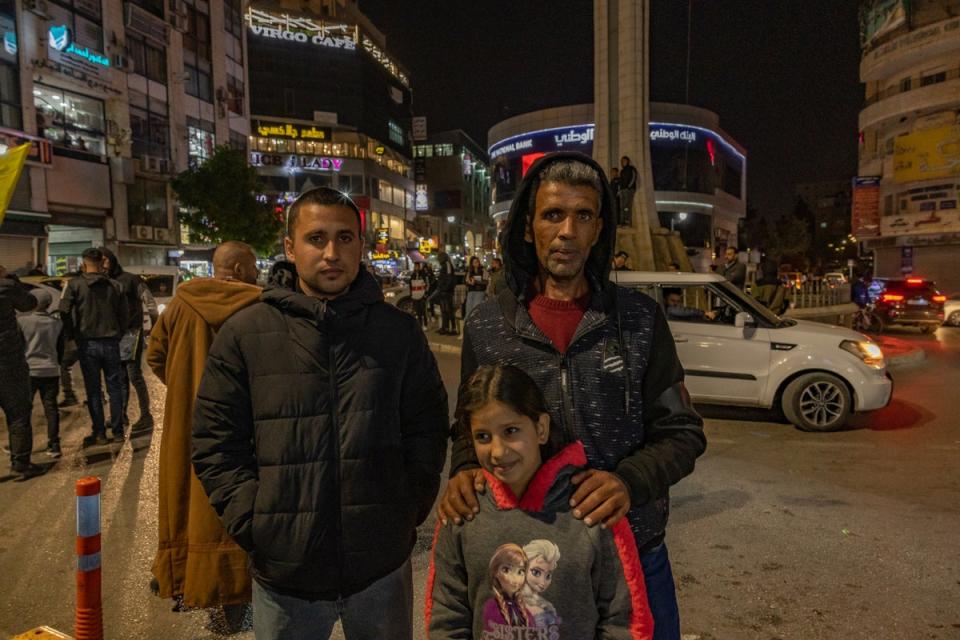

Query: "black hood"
<box><xmin>99</xmin><ymin>247</ymin><xmax>124</xmax><ymax>277</ymax></box>
<box><xmin>261</xmin><ymin>260</ymin><xmax>383</xmax><ymax>320</ymax></box>
<box><xmin>500</xmin><ymin>151</ymin><xmax>618</xmax><ymax>300</ymax></box>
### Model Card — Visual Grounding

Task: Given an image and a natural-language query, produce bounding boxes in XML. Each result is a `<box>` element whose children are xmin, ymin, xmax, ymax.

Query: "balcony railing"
<box><xmin>863</xmin><ymin>67</ymin><xmax>960</xmax><ymax>108</ymax></box>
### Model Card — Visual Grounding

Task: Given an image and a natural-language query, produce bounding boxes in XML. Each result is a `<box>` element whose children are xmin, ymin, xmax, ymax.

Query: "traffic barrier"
<box><xmin>75</xmin><ymin>477</ymin><xmax>103</xmax><ymax>640</ymax></box>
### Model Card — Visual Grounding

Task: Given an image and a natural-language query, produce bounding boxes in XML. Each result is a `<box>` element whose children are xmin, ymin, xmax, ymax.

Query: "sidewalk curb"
<box><xmin>428</xmin><ymin>341</ymin><xmax>462</xmax><ymax>355</ymax></box>
<box><xmin>886</xmin><ymin>347</ymin><xmax>926</xmax><ymax>369</ymax></box>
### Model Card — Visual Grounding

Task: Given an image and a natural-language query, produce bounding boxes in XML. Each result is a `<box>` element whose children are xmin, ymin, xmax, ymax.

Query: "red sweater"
<box><xmin>526</xmin><ymin>291</ymin><xmax>591</xmax><ymax>354</ymax></box>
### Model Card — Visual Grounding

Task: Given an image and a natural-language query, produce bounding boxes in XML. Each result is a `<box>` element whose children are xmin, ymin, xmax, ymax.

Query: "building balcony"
<box><xmin>859</xmin><ymin>76</ymin><xmax>960</xmax><ymax>131</ymax></box>
<box><xmin>860</xmin><ymin>16</ymin><xmax>960</xmax><ymax>83</ymax></box>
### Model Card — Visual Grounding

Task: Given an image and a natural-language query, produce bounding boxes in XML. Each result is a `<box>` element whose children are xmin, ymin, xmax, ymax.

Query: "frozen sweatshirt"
<box><xmin>426</xmin><ymin>441</ymin><xmax>654</xmax><ymax>640</ymax></box>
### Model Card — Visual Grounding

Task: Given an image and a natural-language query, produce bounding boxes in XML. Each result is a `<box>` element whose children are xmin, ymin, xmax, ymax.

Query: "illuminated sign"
<box><xmin>419</xmin><ymin>238</ymin><xmax>433</xmax><ymax>254</ymax></box>
<box><xmin>245</xmin><ymin>8</ymin><xmax>357</xmax><ymax>50</ymax></box>
<box><xmin>415</xmin><ymin>184</ymin><xmax>429</xmax><ymax>211</ymax></box>
<box><xmin>250</xmin><ymin>152</ymin><xmax>344</xmax><ymax>172</ymax></box>
<box><xmin>375</xmin><ymin>228</ymin><xmax>389</xmax><ymax>244</ymax></box>
<box><xmin>252</xmin><ymin>120</ymin><xmax>331</xmax><ymax>141</ymax></box>
<box><xmin>649</xmin><ymin>126</ymin><xmax>697</xmax><ymax>144</ymax></box>
<box><xmin>47</xmin><ymin>25</ymin><xmax>110</xmax><ymax>67</ymax></box>
<box><xmin>489</xmin><ymin>124</ymin><xmax>595</xmax><ymax>160</ymax></box>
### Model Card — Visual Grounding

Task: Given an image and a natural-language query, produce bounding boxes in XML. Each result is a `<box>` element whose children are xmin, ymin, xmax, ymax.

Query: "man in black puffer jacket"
<box><xmin>193</xmin><ymin>187</ymin><xmax>448</xmax><ymax>640</ymax></box>
<box><xmin>0</xmin><ymin>266</ymin><xmax>40</xmax><ymax>477</ymax></box>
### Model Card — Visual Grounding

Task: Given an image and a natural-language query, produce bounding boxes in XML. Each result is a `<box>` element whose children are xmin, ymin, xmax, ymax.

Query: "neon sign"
<box><xmin>250</xmin><ymin>152</ymin><xmax>344</xmax><ymax>172</ymax></box>
<box><xmin>246</xmin><ymin>9</ymin><xmax>356</xmax><ymax>50</ymax></box>
<box><xmin>47</xmin><ymin>25</ymin><xmax>110</xmax><ymax>67</ymax></box>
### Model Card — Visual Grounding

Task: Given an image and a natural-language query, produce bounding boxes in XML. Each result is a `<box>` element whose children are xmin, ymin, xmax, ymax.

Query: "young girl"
<box><xmin>426</xmin><ymin>365</ymin><xmax>654</xmax><ymax>639</ymax></box>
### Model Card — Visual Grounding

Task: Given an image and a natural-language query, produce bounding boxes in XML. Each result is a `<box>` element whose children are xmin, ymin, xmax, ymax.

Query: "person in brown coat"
<box><xmin>146</xmin><ymin>241</ymin><xmax>261</xmax><ymax>632</ymax></box>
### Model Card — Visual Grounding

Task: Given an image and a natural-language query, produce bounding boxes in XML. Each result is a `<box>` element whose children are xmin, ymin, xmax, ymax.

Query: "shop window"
<box><xmin>34</xmin><ymin>83</ymin><xmax>105</xmax><ymax>156</ymax></box>
<box><xmin>129</xmin><ymin>99</ymin><xmax>169</xmax><ymax>159</ymax></box>
<box><xmin>126</xmin><ymin>33</ymin><xmax>167</xmax><ymax>84</ymax></box>
<box><xmin>434</xmin><ymin>143</ymin><xmax>454</xmax><ymax>157</ymax></box>
<box><xmin>128</xmin><ymin>178</ymin><xmax>168</xmax><ymax>228</ymax></box>
<box><xmin>187</xmin><ymin>118</ymin><xmax>215</xmax><ymax>168</ymax></box>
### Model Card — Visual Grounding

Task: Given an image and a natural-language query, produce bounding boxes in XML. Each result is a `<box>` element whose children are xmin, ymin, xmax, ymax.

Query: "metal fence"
<box><xmin>785</xmin><ymin>281</ymin><xmax>851</xmax><ymax>309</ymax></box>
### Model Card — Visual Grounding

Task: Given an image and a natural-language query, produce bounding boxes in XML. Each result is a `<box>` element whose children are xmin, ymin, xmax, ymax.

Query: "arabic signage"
<box><xmin>245</xmin><ymin>8</ymin><xmax>357</xmax><ymax>50</ymax></box>
<box><xmin>47</xmin><ymin>25</ymin><xmax>110</xmax><ymax>83</ymax></box>
<box><xmin>864</xmin><ymin>17</ymin><xmax>959</xmax><ymax>66</ymax></box>
<box><xmin>893</xmin><ymin>125</ymin><xmax>960</xmax><ymax>184</ymax></box>
<box><xmin>882</xmin><ymin>183</ymin><xmax>960</xmax><ymax>237</ymax></box>
<box><xmin>0</xmin><ymin>10</ymin><xmax>16</xmax><ymax>64</ymax></box>
<box><xmin>851</xmin><ymin>176</ymin><xmax>881</xmax><ymax>237</ymax></box>
<box><xmin>250</xmin><ymin>152</ymin><xmax>344</xmax><ymax>172</ymax></box>
<box><xmin>489</xmin><ymin>124</ymin><xmax>595</xmax><ymax>160</ymax></box>
<box><xmin>252</xmin><ymin>120</ymin><xmax>331</xmax><ymax>141</ymax></box>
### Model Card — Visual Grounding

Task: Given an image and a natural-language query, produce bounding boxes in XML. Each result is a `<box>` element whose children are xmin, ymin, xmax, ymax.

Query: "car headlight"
<box><xmin>157</xmin><ymin>303</ymin><xmax>167</xmax><ymax>314</ymax></box>
<box><xmin>385</xmin><ymin>291</ymin><xmax>396</xmax><ymax>299</ymax></box>
<box><xmin>840</xmin><ymin>340</ymin><xmax>884</xmax><ymax>369</ymax></box>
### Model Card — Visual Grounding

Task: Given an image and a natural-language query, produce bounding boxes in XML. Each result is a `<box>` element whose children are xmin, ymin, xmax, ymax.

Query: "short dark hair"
<box><xmin>81</xmin><ymin>248</ymin><xmax>103</xmax><ymax>262</ymax></box>
<box><xmin>454</xmin><ymin>364</ymin><xmax>566</xmax><ymax>458</ymax></box>
<box><xmin>726</xmin><ymin>246</ymin><xmax>739</xmax><ymax>253</ymax></box>
<box><xmin>615</xmin><ymin>251</ymin><xmax>629</xmax><ymax>259</ymax></box>
<box><xmin>286</xmin><ymin>187</ymin><xmax>362</xmax><ymax>238</ymax></box>
<box><xmin>662</xmin><ymin>287</ymin><xmax>682</xmax><ymax>299</ymax></box>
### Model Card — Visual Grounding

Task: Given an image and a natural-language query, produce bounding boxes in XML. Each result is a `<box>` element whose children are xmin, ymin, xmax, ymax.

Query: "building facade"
<box><xmin>0</xmin><ymin>0</ymin><xmax>250</xmax><ymax>274</ymax></box>
<box><xmin>245</xmin><ymin>0</ymin><xmax>415</xmax><ymax>271</ymax></box>
<box><xmin>796</xmin><ymin>179</ymin><xmax>856</xmax><ymax>271</ymax></box>
<box><xmin>857</xmin><ymin>0</ymin><xmax>960</xmax><ymax>292</ymax></box>
<box><xmin>488</xmin><ymin>102</ymin><xmax>746</xmax><ymax>271</ymax></box>
<box><xmin>411</xmin><ymin>129</ymin><xmax>491</xmax><ymax>259</ymax></box>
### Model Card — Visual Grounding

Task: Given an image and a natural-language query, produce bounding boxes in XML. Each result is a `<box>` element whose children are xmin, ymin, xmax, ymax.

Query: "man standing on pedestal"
<box><xmin>147</xmin><ymin>241</ymin><xmax>262</xmax><ymax>634</ymax></box>
<box><xmin>617</xmin><ymin>156</ymin><xmax>638</xmax><ymax>227</ymax></box>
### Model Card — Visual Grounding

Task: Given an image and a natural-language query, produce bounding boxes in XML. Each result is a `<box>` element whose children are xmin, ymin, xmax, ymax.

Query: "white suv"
<box><xmin>611</xmin><ymin>271</ymin><xmax>892</xmax><ymax>431</ymax></box>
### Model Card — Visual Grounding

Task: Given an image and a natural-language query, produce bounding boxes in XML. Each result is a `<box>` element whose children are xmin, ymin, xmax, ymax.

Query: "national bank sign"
<box><xmin>489</xmin><ymin>124</ymin><xmax>596</xmax><ymax>160</ymax></box>
<box><xmin>48</xmin><ymin>26</ymin><xmax>110</xmax><ymax>68</ymax></box>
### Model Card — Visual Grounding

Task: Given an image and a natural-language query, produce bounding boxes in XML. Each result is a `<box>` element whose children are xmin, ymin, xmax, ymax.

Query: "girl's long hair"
<box><xmin>454</xmin><ymin>365</ymin><xmax>568</xmax><ymax>458</ymax></box>
<box><xmin>488</xmin><ymin>543</ymin><xmax>531</xmax><ymax>626</ymax></box>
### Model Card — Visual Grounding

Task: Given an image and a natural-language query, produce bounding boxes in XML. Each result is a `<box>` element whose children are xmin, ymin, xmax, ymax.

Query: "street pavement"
<box><xmin>1</xmin><ymin>326</ymin><xmax>958</xmax><ymax>639</ymax></box>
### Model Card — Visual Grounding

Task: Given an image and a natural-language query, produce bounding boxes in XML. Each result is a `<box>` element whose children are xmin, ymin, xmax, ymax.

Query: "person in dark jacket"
<box><xmin>192</xmin><ymin>187</ymin><xmax>449</xmax><ymax>640</ymax></box>
<box><xmin>0</xmin><ymin>266</ymin><xmax>41</xmax><ymax>478</ymax></box>
<box><xmin>59</xmin><ymin>248</ymin><xmax>128</xmax><ymax>445</ymax></box>
<box><xmin>433</xmin><ymin>251</ymin><xmax>457</xmax><ymax>335</ymax></box>
<box><xmin>716</xmin><ymin>246</ymin><xmax>746</xmax><ymax>289</ymax></box>
<box><xmin>100</xmin><ymin>247</ymin><xmax>153</xmax><ymax>431</ymax></box>
<box><xmin>751</xmin><ymin>259</ymin><xmax>788</xmax><ymax>314</ymax></box>
<box><xmin>438</xmin><ymin>152</ymin><xmax>707</xmax><ymax>640</ymax></box>
<box><xmin>617</xmin><ymin>156</ymin><xmax>638</xmax><ymax>227</ymax></box>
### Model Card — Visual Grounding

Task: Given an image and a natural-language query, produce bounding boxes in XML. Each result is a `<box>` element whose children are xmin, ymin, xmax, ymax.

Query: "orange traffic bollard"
<box><xmin>75</xmin><ymin>477</ymin><xmax>103</xmax><ymax>640</ymax></box>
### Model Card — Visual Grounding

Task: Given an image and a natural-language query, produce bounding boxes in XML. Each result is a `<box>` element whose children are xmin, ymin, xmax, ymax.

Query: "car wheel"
<box><xmin>946</xmin><ymin>311</ymin><xmax>960</xmax><ymax>327</ymax></box>
<box><xmin>782</xmin><ymin>372</ymin><xmax>852</xmax><ymax>432</ymax></box>
<box><xmin>396</xmin><ymin>297</ymin><xmax>416</xmax><ymax>317</ymax></box>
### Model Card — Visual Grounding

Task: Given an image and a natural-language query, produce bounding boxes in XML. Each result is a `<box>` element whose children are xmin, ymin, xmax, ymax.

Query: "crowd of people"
<box><xmin>1</xmin><ymin>152</ymin><xmax>710</xmax><ymax>639</ymax></box>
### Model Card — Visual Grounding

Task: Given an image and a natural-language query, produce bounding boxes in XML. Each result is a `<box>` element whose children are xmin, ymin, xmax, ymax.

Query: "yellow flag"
<box><xmin>0</xmin><ymin>142</ymin><xmax>31</xmax><ymax>227</ymax></box>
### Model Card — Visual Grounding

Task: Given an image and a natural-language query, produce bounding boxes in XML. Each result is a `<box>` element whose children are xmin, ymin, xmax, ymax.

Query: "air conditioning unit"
<box><xmin>131</xmin><ymin>225</ymin><xmax>154</xmax><ymax>241</ymax></box>
<box><xmin>153</xmin><ymin>228</ymin><xmax>173</xmax><ymax>243</ymax></box>
<box><xmin>24</xmin><ymin>0</ymin><xmax>51</xmax><ymax>18</ymax></box>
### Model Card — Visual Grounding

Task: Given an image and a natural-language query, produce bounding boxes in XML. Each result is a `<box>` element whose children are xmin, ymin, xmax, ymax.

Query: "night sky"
<box><xmin>359</xmin><ymin>1</ymin><xmax>863</xmax><ymax>219</ymax></box>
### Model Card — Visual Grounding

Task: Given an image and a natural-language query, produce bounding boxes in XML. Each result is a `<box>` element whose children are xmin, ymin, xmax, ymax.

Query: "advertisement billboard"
<box><xmin>859</xmin><ymin>0</ymin><xmax>909</xmax><ymax>47</ymax></box>
<box><xmin>893</xmin><ymin>125</ymin><xmax>960</xmax><ymax>184</ymax></box>
<box><xmin>851</xmin><ymin>176</ymin><xmax>881</xmax><ymax>237</ymax></box>
<box><xmin>883</xmin><ymin>183</ymin><xmax>959</xmax><ymax>237</ymax></box>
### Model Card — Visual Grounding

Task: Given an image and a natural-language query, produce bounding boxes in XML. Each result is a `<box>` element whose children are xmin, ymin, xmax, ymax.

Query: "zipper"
<box><xmin>324</xmin><ymin>304</ymin><xmax>344</xmax><ymax>596</ymax></box>
<box><xmin>558</xmin><ymin>355</ymin><xmax>577</xmax><ymax>443</ymax></box>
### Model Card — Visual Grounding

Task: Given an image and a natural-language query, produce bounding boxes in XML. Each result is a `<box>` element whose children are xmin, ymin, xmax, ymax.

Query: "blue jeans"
<box><xmin>641</xmin><ymin>542</ymin><xmax>680</xmax><ymax>640</ymax></box>
<box><xmin>77</xmin><ymin>338</ymin><xmax>124</xmax><ymax>435</ymax></box>
<box><xmin>465</xmin><ymin>290</ymin><xmax>485</xmax><ymax>320</ymax></box>
<box><xmin>252</xmin><ymin>557</ymin><xmax>412</xmax><ymax>640</ymax></box>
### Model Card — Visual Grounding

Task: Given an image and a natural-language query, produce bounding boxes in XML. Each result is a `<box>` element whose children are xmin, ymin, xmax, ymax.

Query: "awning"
<box><xmin>406</xmin><ymin>250</ymin><xmax>426</xmax><ymax>263</ymax></box>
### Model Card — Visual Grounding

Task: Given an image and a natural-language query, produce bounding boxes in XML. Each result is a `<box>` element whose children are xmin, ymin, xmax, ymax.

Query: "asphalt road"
<box><xmin>1</xmin><ymin>327</ymin><xmax>958</xmax><ymax>639</ymax></box>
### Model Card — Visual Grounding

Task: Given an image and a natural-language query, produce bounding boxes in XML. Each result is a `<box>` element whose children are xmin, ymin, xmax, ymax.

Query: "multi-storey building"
<box><xmin>796</xmin><ymin>180</ymin><xmax>855</xmax><ymax>271</ymax></box>
<box><xmin>245</xmin><ymin>0</ymin><xmax>415</xmax><ymax>272</ymax></box>
<box><xmin>857</xmin><ymin>0</ymin><xmax>960</xmax><ymax>292</ymax></box>
<box><xmin>0</xmin><ymin>0</ymin><xmax>250</xmax><ymax>273</ymax></box>
<box><xmin>411</xmin><ymin>129</ymin><xmax>491</xmax><ymax>259</ymax></box>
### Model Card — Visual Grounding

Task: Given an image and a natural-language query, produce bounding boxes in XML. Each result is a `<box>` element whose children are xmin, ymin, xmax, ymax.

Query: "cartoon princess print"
<box><xmin>521</xmin><ymin>539</ymin><xmax>561</xmax><ymax>628</ymax></box>
<box><xmin>482</xmin><ymin>543</ymin><xmax>533</xmax><ymax>629</ymax></box>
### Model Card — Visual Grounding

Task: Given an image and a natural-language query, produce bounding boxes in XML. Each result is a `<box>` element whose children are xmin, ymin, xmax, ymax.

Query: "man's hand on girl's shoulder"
<box><xmin>437</xmin><ymin>468</ymin><xmax>486</xmax><ymax>526</ymax></box>
<box><xmin>569</xmin><ymin>469</ymin><xmax>631</xmax><ymax>529</ymax></box>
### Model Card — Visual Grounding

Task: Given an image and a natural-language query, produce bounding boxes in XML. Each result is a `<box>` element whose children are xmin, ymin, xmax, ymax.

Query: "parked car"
<box><xmin>869</xmin><ymin>277</ymin><xmax>945</xmax><ymax>333</ymax></box>
<box><xmin>612</xmin><ymin>271</ymin><xmax>892</xmax><ymax>432</ymax></box>
<box><xmin>125</xmin><ymin>265</ymin><xmax>192</xmax><ymax>314</ymax></box>
<box><xmin>943</xmin><ymin>296</ymin><xmax>960</xmax><ymax>327</ymax></box>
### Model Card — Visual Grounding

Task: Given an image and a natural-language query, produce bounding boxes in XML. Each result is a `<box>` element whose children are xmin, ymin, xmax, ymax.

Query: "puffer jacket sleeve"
<box><xmin>615</xmin><ymin>305</ymin><xmax>707</xmax><ymax>506</ymax></box>
<box><xmin>425</xmin><ymin>523</ymin><xmax>472</xmax><ymax>638</ymax></box>
<box><xmin>399</xmin><ymin>319</ymin><xmax>449</xmax><ymax>525</ymax></box>
<box><xmin>594</xmin><ymin>521</ymin><xmax>654</xmax><ymax>639</ymax></box>
<box><xmin>192</xmin><ymin>318</ymin><xmax>258</xmax><ymax>552</ymax></box>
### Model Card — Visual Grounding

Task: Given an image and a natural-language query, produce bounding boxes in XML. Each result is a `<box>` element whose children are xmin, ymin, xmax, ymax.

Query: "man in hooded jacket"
<box><xmin>147</xmin><ymin>241</ymin><xmax>262</xmax><ymax>632</ymax></box>
<box><xmin>438</xmin><ymin>152</ymin><xmax>707</xmax><ymax>639</ymax></box>
<box><xmin>192</xmin><ymin>187</ymin><xmax>448</xmax><ymax>639</ymax></box>
<box><xmin>100</xmin><ymin>247</ymin><xmax>153</xmax><ymax>430</ymax></box>
<box><xmin>0</xmin><ymin>265</ymin><xmax>41</xmax><ymax>477</ymax></box>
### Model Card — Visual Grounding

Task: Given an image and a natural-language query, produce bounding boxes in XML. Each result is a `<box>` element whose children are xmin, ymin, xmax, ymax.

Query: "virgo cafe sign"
<box><xmin>246</xmin><ymin>8</ymin><xmax>356</xmax><ymax>50</ymax></box>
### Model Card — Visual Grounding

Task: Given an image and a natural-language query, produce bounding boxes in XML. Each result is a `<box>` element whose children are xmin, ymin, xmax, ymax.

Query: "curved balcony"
<box><xmin>861</xmin><ymin>16</ymin><xmax>960</xmax><ymax>82</ymax></box>
<box><xmin>859</xmin><ymin>76</ymin><xmax>960</xmax><ymax>131</ymax></box>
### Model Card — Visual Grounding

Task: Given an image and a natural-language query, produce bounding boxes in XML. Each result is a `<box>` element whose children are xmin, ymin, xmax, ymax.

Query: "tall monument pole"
<box><xmin>594</xmin><ymin>0</ymin><xmax>656</xmax><ymax>270</ymax></box>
